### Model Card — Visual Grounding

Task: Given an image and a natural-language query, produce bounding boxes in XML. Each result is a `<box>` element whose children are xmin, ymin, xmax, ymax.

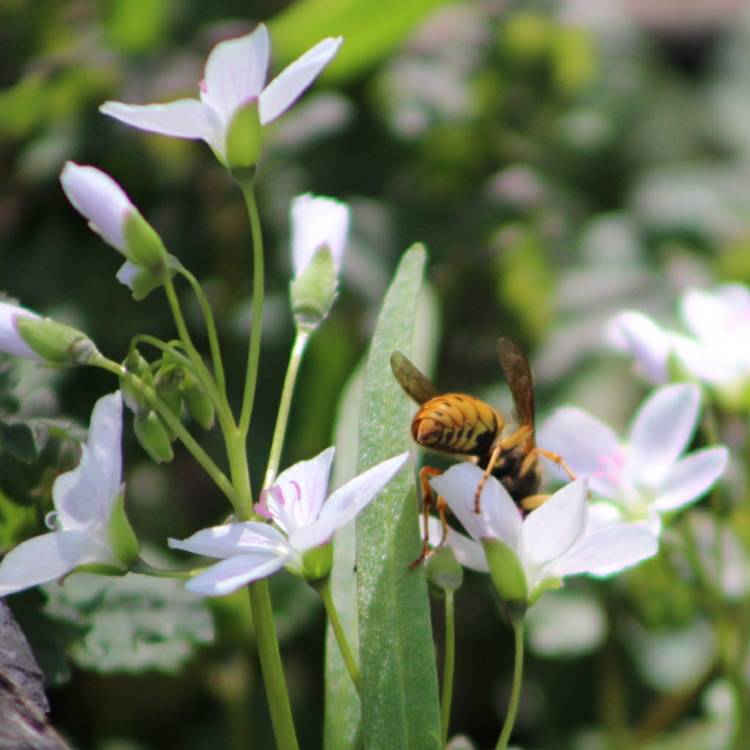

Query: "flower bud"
<box><xmin>133</xmin><ymin>410</ymin><xmax>174</xmax><ymax>463</ymax></box>
<box><xmin>226</xmin><ymin>97</ymin><xmax>262</xmax><ymax>174</ymax></box>
<box><xmin>155</xmin><ymin>365</ymin><xmax>184</xmax><ymax>438</ymax></box>
<box><xmin>482</xmin><ymin>537</ymin><xmax>528</xmax><ymax>605</ymax></box>
<box><xmin>122</xmin><ymin>210</ymin><xmax>168</xmax><ymax>271</ymax></box>
<box><xmin>181</xmin><ymin>371</ymin><xmax>215</xmax><ymax>429</ymax></box>
<box><xmin>425</xmin><ymin>546</ymin><xmax>464</xmax><ymax>594</ymax></box>
<box><xmin>120</xmin><ymin>350</ymin><xmax>153</xmax><ymax>414</ymax></box>
<box><xmin>290</xmin><ymin>245</ymin><xmax>338</xmax><ymax>331</ymax></box>
<box><xmin>15</xmin><ymin>316</ymin><xmax>98</xmax><ymax>365</ymax></box>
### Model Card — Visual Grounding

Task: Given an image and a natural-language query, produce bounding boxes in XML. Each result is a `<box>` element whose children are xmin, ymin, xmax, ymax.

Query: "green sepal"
<box><xmin>482</xmin><ymin>537</ymin><xmax>528</xmax><ymax>604</ymax></box>
<box><xmin>120</xmin><ymin>350</ymin><xmax>153</xmax><ymax>414</ymax></box>
<box><xmin>226</xmin><ymin>97</ymin><xmax>262</xmax><ymax>171</ymax></box>
<box><xmin>16</xmin><ymin>316</ymin><xmax>98</xmax><ymax>365</ymax></box>
<box><xmin>133</xmin><ymin>411</ymin><xmax>174</xmax><ymax>463</ymax></box>
<box><xmin>425</xmin><ymin>546</ymin><xmax>463</xmax><ymax>595</ymax></box>
<box><xmin>117</xmin><ymin>256</ymin><xmax>179</xmax><ymax>301</ymax></box>
<box><xmin>290</xmin><ymin>245</ymin><xmax>338</xmax><ymax>331</ymax></box>
<box><xmin>123</xmin><ymin>210</ymin><xmax>168</xmax><ymax>270</ymax></box>
<box><xmin>300</xmin><ymin>542</ymin><xmax>334</xmax><ymax>583</ymax></box>
<box><xmin>528</xmin><ymin>576</ymin><xmax>562</xmax><ymax>606</ymax></box>
<box><xmin>106</xmin><ymin>486</ymin><xmax>140</xmax><ymax>567</ymax></box>
<box><xmin>180</xmin><ymin>372</ymin><xmax>215</xmax><ymax>430</ymax></box>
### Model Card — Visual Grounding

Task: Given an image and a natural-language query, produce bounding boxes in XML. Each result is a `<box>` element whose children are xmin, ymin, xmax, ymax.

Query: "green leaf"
<box><xmin>41</xmin><ymin>573</ymin><xmax>213</xmax><ymax>674</ymax></box>
<box><xmin>270</xmin><ymin>0</ymin><xmax>449</xmax><ymax>82</ymax></box>
<box><xmin>355</xmin><ymin>244</ymin><xmax>441</xmax><ymax>749</ymax></box>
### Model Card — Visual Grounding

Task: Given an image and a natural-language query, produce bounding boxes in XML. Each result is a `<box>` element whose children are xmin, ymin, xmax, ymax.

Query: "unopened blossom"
<box><xmin>539</xmin><ymin>383</ymin><xmax>728</xmax><ymax>533</ymax></box>
<box><xmin>60</xmin><ymin>162</ymin><xmax>167</xmax><ymax>283</ymax></box>
<box><xmin>100</xmin><ymin>24</ymin><xmax>342</xmax><ymax>165</ymax></box>
<box><xmin>291</xmin><ymin>193</ymin><xmax>350</xmax><ymax>277</ymax></box>
<box><xmin>0</xmin><ymin>301</ymin><xmax>42</xmax><ymax>360</ymax></box>
<box><xmin>429</xmin><ymin>465</ymin><xmax>657</xmax><ymax>604</ymax></box>
<box><xmin>0</xmin><ymin>392</ymin><xmax>138</xmax><ymax>596</ymax></box>
<box><xmin>608</xmin><ymin>284</ymin><xmax>750</xmax><ymax>404</ymax></box>
<box><xmin>169</xmin><ymin>448</ymin><xmax>407</xmax><ymax>596</ymax></box>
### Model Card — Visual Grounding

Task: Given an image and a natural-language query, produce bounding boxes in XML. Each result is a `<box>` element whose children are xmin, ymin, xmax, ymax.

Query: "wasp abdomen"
<box><xmin>412</xmin><ymin>394</ymin><xmax>499</xmax><ymax>455</ymax></box>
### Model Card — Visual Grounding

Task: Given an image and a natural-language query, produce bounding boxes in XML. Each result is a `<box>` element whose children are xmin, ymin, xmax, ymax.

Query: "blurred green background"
<box><xmin>2</xmin><ymin>0</ymin><xmax>750</xmax><ymax>747</ymax></box>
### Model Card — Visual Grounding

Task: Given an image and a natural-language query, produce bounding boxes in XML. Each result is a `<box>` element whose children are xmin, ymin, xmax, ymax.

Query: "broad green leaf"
<box><xmin>355</xmin><ymin>244</ymin><xmax>441</xmax><ymax>749</ymax></box>
<box><xmin>270</xmin><ymin>0</ymin><xmax>448</xmax><ymax>82</ymax></box>
<box><xmin>41</xmin><ymin>573</ymin><xmax>213</xmax><ymax>674</ymax></box>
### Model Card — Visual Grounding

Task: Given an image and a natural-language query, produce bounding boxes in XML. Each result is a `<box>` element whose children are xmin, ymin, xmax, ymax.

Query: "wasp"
<box><xmin>391</xmin><ymin>337</ymin><xmax>576</xmax><ymax>564</ymax></box>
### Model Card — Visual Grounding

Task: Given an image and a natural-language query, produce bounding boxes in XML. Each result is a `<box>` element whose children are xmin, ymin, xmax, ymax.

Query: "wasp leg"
<box><xmin>520</xmin><ymin>447</ymin><xmax>576</xmax><ymax>481</ymax></box>
<box><xmin>410</xmin><ymin>466</ymin><xmax>444</xmax><ymax>568</ymax></box>
<box><xmin>520</xmin><ymin>493</ymin><xmax>550</xmax><ymax>511</ymax></box>
<box><xmin>473</xmin><ymin>424</ymin><xmax>534</xmax><ymax>513</ymax></box>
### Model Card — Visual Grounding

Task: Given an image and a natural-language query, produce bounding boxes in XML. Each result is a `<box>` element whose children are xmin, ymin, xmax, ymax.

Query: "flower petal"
<box><xmin>431</xmin><ymin>463</ymin><xmax>522</xmax><ymax>551</ymax></box>
<box><xmin>296</xmin><ymin>452</ymin><xmax>408</xmax><ymax>551</ymax></box>
<box><xmin>653</xmin><ymin>446</ymin><xmax>729</xmax><ymax>512</ymax></box>
<box><xmin>257</xmin><ymin>447</ymin><xmax>335</xmax><ymax>534</ymax></box>
<box><xmin>60</xmin><ymin>163</ymin><xmax>136</xmax><ymax>252</ymax></box>
<box><xmin>0</xmin><ymin>530</ymin><xmax>92</xmax><ymax>595</ymax></box>
<box><xmin>184</xmin><ymin>551</ymin><xmax>287</xmax><ymax>596</ymax></box>
<box><xmin>547</xmin><ymin>523</ymin><xmax>657</xmax><ymax>578</ymax></box>
<box><xmin>627</xmin><ymin>383</ymin><xmax>700</xmax><ymax>486</ymax></box>
<box><xmin>100</xmin><ymin>99</ymin><xmax>217</xmax><ymax>142</ymax></box>
<box><xmin>681</xmin><ymin>285</ymin><xmax>750</xmax><ymax>348</ymax></box>
<box><xmin>202</xmin><ymin>25</ymin><xmax>269</xmax><ymax>124</ymax></box>
<box><xmin>671</xmin><ymin>334</ymin><xmax>742</xmax><ymax>386</ymax></box>
<box><xmin>290</xmin><ymin>193</ymin><xmax>350</xmax><ymax>276</ymax></box>
<box><xmin>0</xmin><ymin>301</ymin><xmax>41</xmax><ymax>360</ymax></box>
<box><xmin>259</xmin><ymin>37</ymin><xmax>342</xmax><ymax>124</ymax></box>
<box><xmin>53</xmin><ymin>392</ymin><xmax>123</xmax><ymax>529</ymax></box>
<box><xmin>426</xmin><ymin>517</ymin><xmax>489</xmax><ymax>572</ymax></box>
<box><xmin>522</xmin><ymin>479</ymin><xmax>588</xmax><ymax>567</ymax></box>
<box><xmin>168</xmin><ymin>521</ymin><xmax>289</xmax><ymax>559</ymax></box>
<box><xmin>606</xmin><ymin>311</ymin><xmax>671</xmax><ymax>384</ymax></box>
<box><xmin>538</xmin><ymin>407</ymin><xmax>622</xmax><ymax>497</ymax></box>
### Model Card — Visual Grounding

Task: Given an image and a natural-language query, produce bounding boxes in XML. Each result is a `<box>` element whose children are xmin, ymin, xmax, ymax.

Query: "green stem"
<box><xmin>495</xmin><ymin>616</ymin><xmax>525</xmax><ymax>750</ymax></box>
<box><xmin>238</xmin><ymin>181</ymin><xmax>265</xmax><ymax>439</ymax></box>
<box><xmin>131</xmin><ymin>557</ymin><xmax>202</xmax><ymax>579</ymax></box>
<box><xmin>177</xmin><ymin>265</ymin><xmax>227</xmax><ymax>393</ymax></box>
<box><xmin>263</xmin><ymin>329</ymin><xmax>310</xmax><ymax>487</ymax></box>
<box><xmin>93</xmin><ymin>355</ymin><xmax>238</xmax><ymax>506</ymax></box>
<box><xmin>247</xmin><ymin>579</ymin><xmax>300</xmax><ymax>750</ymax></box>
<box><xmin>318</xmin><ymin>577</ymin><xmax>361</xmax><ymax>694</ymax></box>
<box><xmin>130</xmin><ymin>335</ymin><xmax>193</xmax><ymax>371</ymax></box>
<box><xmin>441</xmin><ymin>592</ymin><xmax>456</xmax><ymax>747</ymax></box>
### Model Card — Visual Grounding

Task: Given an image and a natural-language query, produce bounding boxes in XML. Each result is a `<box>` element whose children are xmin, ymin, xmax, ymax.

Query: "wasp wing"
<box><xmin>390</xmin><ymin>351</ymin><xmax>440</xmax><ymax>405</ymax></box>
<box><xmin>497</xmin><ymin>337</ymin><xmax>535</xmax><ymax>431</ymax></box>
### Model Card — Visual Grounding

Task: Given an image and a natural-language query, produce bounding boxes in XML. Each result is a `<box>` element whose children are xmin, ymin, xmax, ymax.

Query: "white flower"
<box><xmin>430</xmin><ymin>465</ymin><xmax>657</xmax><ymax>603</ymax></box>
<box><xmin>169</xmin><ymin>448</ymin><xmax>408</xmax><ymax>596</ymax></box>
<box><xmin>608</xmin><ymin>284</ymin><xmax>750</xmax><ymax>401</ymax></box>
<box><xmin>538</xmin><ymin>383</ymin><xmax>729</xmax><ymax>533</ymax></box>
<box><xmin>0</xmin><ymin>392</ymin><xmax>137</xmax><ymax>596</ymax></box>
<box><xmin>0</xmin><ymin>301</ymin><xmax>42</xmax><ymax>360</ymax></box>
<box><xmin>100</xmin><ymin>24</ymin><xmax>342</xmax><ymax>163</ymax></box>
<box><xmin>291</xmin><ymin>193</ymin><xmax>350</xmax><ymax>277</ymax></box>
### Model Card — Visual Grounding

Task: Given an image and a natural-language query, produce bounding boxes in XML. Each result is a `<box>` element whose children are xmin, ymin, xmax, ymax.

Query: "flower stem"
<box><xmin>238</xmin><ymin>180</ymin><xmax>265</xmax><ymax>439</ymax></box>
<box><xmin>317</xmin><ymin>577</ymin><xmax>361</xmax><ymax>694</ymax></box>
<box><xmin>177</xmin><ymin>265</ymin><xmax>227</xmax><ymax>393</ymax></box>
<box><xmin>441</xmin><ymin>591</ymin><xmax>456</xmax><ymax>746</ymax></box>
<box><xmin>495</xmin><ymin>616</ymin><xmax>525</xmax><ymax>750</ymax></box>
<box><xmin>92</xmin><ymin>355</ymin><xmax>238</xmax><ymax>505</ymax></box>
<box><xmin>247</xmin><ymin>579</ymin><xmax>300</xmax><ymax>750</ymax></box>
<box><xmin>263</xmin><ymin>329</ymin><xmax>310</xmax><ymax>487</ymax></box>
<box><xmin>131</xmin><ymin>557</ymin><xmax>202</xmax><ymax>578</ymax></box>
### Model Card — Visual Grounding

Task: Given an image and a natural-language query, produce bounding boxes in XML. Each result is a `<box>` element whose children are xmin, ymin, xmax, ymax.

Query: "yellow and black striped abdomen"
<box><xmin>411</xmin><ymin>393</ymin><xmax>502</xmax><ymax>456</ymax></box>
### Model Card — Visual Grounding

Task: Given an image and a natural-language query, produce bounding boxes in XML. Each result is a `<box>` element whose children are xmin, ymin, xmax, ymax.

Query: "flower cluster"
<box><xmin>608</xmin><ymin>284</ymin><xmax>750</xmax><ymax>407</ymax></box>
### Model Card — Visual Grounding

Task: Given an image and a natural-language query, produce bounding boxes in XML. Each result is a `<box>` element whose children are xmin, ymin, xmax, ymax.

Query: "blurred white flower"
<box><xmin>429</xmin><ymin>464</ymin><xmax>657</xmax><ymax>603</ymax></box>
<box><xmin>0</xmin><ymin>393</ymin><xmax>137</xmax><ymax>596</ymax></box>
<box><xmin>291</xmin><ymin>193</ymin><xmax>350</xmax><ymax>277</ymax></box>
<box><xmin>539</xmin><ymin>384</ymin><xmax>728</xmax><ymax>533</ymax></box>
<box><xmin>0</xmin><ymin>301</ymin><xmax>42</xmax><ymax>360</ymax></box>
<box><xmin>100</xmin><ymin>25</ymin><xmax>342</xmax><ymax>164</ymax></box>
<box><xmin>608</xmin><ymin>284</ymin><xmax>750</xmax><ymax>404</ymax></box>
<box><xmin>169</xmin><ymin>448</ymin><xmax>407</xmax><ymax>596</ymax></box>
